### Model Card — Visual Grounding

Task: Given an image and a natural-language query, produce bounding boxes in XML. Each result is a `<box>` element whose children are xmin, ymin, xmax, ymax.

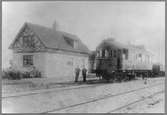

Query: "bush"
<box><xmin>2</xmin><ymin>70</ymin><xmax>21</xmax><ymax>80</ymax></box>
<box><xmin>2</xmin><ymin>69</ymin><xmax>42</xmax><ymax>80</ymax></box>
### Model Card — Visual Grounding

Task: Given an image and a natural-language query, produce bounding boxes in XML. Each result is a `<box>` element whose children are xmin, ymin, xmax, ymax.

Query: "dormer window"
<box><xmin>64</xmin><ymin>35</ymin><xmax>78</xmax><ymax>49</ymax></box>
<box><xmin>73</xmin><ymin>40</ymin><xmax>78</xmax><ymax>49</ymax></box>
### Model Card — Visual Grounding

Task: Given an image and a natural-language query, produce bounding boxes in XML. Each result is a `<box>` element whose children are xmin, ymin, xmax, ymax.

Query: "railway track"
<box><xmin>43</xmin><ymin>82</ymin><xmax>163</xmax><ymax>113</ymax></box>
<box><xmin>107</xmin><ymin>90</ymin><xmax>164</xmax><ymax>113</ymax></box>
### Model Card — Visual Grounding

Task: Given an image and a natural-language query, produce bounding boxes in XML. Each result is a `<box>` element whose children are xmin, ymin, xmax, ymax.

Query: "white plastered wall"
<box><xmin>44</xmin><ymin>52</ymin><xmax>89</xmax><ymax>82</ymax></box>
<box><xmin>12</xmin><ymin>52</ymin><xmax>46</xmax><ymax>76</ymax></box>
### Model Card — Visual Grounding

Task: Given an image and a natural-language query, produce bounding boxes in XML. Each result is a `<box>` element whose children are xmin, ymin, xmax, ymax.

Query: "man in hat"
<box><xmin>75</xmin><ymin>66</ymin><xmax>80</xmax><ymax>82</ymax></box>
<box><xmin>82</xmin><ymin>66</ymin><xmax>87</xmax><ymax>82</ymax></box>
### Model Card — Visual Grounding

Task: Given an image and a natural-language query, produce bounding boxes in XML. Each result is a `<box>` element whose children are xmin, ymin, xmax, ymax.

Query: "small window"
<box><xmin>23</xmin><ymin>37</ymin><xmax>35</xmax><ymax>48</ymax></box>
<box><xmin>73</xmin><ymin>41</ymin><xmax>78</xmax><ymax>49</ymax></box>
<box><xmin>64</xmin><ymin>36</ymin><xmax>74</xmax><ymax>48</ymax></box>
<box><xmin>23</xmin><ymin>55</ymin><xmax>33</xmax><ymax>66</ymax></box>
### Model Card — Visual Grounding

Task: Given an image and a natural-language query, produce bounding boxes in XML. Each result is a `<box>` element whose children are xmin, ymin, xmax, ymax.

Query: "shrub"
<box><xmin>2</xmin><ymin>69</ymin><xmax>42</xmax><ymax>80</ymax></box>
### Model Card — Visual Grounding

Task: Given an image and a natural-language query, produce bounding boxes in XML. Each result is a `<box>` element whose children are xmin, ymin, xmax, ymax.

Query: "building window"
<box><xmin>23</xmin><ymin>55</ymin><xmax>33</xmax><ymax>66</ymax></box>
<box><xmin>64</xmin><ymin>36</ymin><xmax>77</xmax><ymax>48</ymax></box>
<box><xmin>23</xmin><ymin>36</ymin><xmax>35</xmax><ymax>48</ymax></box>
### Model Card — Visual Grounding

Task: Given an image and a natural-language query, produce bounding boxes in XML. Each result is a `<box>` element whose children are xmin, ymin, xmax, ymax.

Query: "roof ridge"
<box><xmin>25</xmin><ymin>22</ymin><xmax>78</xmax><ymax>37</ymax></box>
<box><xmin>26</xmin><ymin>22</ymin><xmax>53</xmax><ymax>31</ymax></box>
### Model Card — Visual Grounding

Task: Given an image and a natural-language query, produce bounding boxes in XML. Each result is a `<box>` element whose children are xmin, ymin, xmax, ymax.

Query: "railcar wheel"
<box><xmin>102</xmin><ymin>73</ymin><xmax>110</xmax><ymax>82</ymax></box>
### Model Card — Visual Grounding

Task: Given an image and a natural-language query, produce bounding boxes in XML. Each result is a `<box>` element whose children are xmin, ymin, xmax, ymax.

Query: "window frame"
<box><xmin>114</xmin><ymin>50</ymin><xmax>117</xmax><ymax>58</ymax></box>
<box><xmin>125</xmin><ymin>49</ymin><xmax>128</xmax><ymax>60</ymax></box>
<box><xmin>23</xmin><ymin>55</ymin><xmax>33</xmax><ymax>67</ymax></box>
<box><xmin>110</xmin><ymin>50</ymin><xmax>113</xmax><ymax>57</ymax></box>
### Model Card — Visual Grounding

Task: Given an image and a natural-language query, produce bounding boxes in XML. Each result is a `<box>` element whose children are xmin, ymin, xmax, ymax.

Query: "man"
<box><xmin>30</xmin><ymin>66</ymin><xmax>37</xmax><ymax>78</ymax></box>
<box><xmin>75</xmin><ymin>66</ymin><xmax>80</xmax><ymax>82</ymax></box>
<box><xmin>82</xmin><ymin>66</ymin><xmax>87</xmax><ymax>82</ymax></box>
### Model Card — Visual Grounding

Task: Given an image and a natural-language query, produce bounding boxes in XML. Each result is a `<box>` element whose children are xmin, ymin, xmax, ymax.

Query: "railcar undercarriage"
<box><xmin>95</xmin><ymin>69</ymin><xmax>153</xmax><ymax>82</ymax></box>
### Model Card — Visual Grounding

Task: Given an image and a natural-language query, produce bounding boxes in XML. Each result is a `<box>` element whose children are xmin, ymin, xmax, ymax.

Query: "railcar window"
<box><xmin>102</xmin><ymin>49</ymin><xmax>105</xmax><ymax>58</ymax></box>
<box><xmin>105</xmin><ymin>50</ymin><xmax>109</xmax><ymax>57</ymax></box>
<box><xmin>97</xmin><ymin>51</ymin><xmax>100</xmax><ymax>57</ymax></box>
<box><xmin>125</xmin><ymin>50</ymin><xmax>128</xmax><ymax>59</ymax></box>
<box><xmin>100</xmin><ymin>50</ymin><xmax>102</xmax><ymax>57</ymax></box>
<box><xmin>123</xmin><ymin>49</ymin><xmax>126</xmax><ymax>54</ymax></box>
<box><xmin>139</xmin><ymin>53</ymin><xmax>142</xmax><ymax>57</ymax></box>
<box><xmin>110</xmin><ymin>50</ymin><xmax>113</xmax><ymax>57</ymax></box>
<box><xmin>118</xmin><ymin>49</ymin><xmax>121</xmax><ymax>56</ymax></box>
<box><xmin>114</xmin><ymin>50</ymin><xmax>117</xmax><ymax>57</ymax></box>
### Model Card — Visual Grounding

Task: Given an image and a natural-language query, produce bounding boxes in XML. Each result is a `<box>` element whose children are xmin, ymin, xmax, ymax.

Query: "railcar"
<box><xmin>94</xmin><ymin>38</ymin><xmax>153</xmax><ymax>81</ymax></box>
<box><xmin>152</xmin><ymin>64</ymin><xmax>165</xmax><ymax>77</ymax></box>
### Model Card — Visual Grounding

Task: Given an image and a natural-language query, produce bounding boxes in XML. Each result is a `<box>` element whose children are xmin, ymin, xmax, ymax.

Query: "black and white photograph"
<box><xmin>2</xmin><ymin>1</ymin><xmax>165</xmax><ymax>113</ymax></box>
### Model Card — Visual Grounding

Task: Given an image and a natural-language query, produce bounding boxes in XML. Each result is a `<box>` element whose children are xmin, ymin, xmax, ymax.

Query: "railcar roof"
<box><xmin>97</xmin><ymin>38</ymin><xmax>153</xmax><ymax>55</ymax></box>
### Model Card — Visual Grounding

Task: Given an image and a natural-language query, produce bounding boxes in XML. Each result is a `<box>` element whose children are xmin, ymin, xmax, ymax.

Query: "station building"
<box><xmin>9</xmin><ymin>22</ymin><xmax>90</xmax><ymax>81</ymax></box>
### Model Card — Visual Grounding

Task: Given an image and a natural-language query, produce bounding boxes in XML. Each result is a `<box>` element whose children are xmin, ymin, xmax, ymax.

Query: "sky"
<box><xmin>2</xmin><ymin>1</ymin><xmax>165</xmax><ymax>68</ymax></box>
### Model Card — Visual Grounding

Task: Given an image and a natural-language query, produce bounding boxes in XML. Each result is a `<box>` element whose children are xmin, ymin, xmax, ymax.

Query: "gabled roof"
<box><xmin>11</xmin><ymin>22</ymin><xmax>90</xmax><ymax>54</ymax></box>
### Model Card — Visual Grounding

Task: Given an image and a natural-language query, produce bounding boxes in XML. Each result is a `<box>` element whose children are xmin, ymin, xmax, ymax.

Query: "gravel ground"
<box><xmin>2</xmin><ymin>74</ymin><xmax>97</xmax><ymax>95</ymax></box>
<box><xmin>2</xmin><ymin>77</ymin><xmax>165</xmax><ymax>113</ymax></box>
<box><xmin>115</xmin><ymin>92</ymin><xmax>164</xmax><ymax>113</ymax></box>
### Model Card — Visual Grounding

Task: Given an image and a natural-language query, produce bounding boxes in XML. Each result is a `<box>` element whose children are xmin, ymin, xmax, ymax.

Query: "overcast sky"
<box><xmin>2</xmin><ymin>1</ymin><xmax>165</xmax><ymax>68</ymax></box>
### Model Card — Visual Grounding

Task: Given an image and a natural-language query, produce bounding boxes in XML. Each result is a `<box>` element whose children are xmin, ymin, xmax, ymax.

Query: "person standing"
<box><xmin>75</xmin><ymin>66</ymin><xmax>80</xmax><ymax>82</ymax></box>
<box><xmin>30</xmin><ymin>66</ymin><xmax>37</xmax><ymax>78</ymax></box>
<box><xmin>82</xmin><ymin>66</ymin><xmax>87</xmax><ymax>82</ymax></box>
